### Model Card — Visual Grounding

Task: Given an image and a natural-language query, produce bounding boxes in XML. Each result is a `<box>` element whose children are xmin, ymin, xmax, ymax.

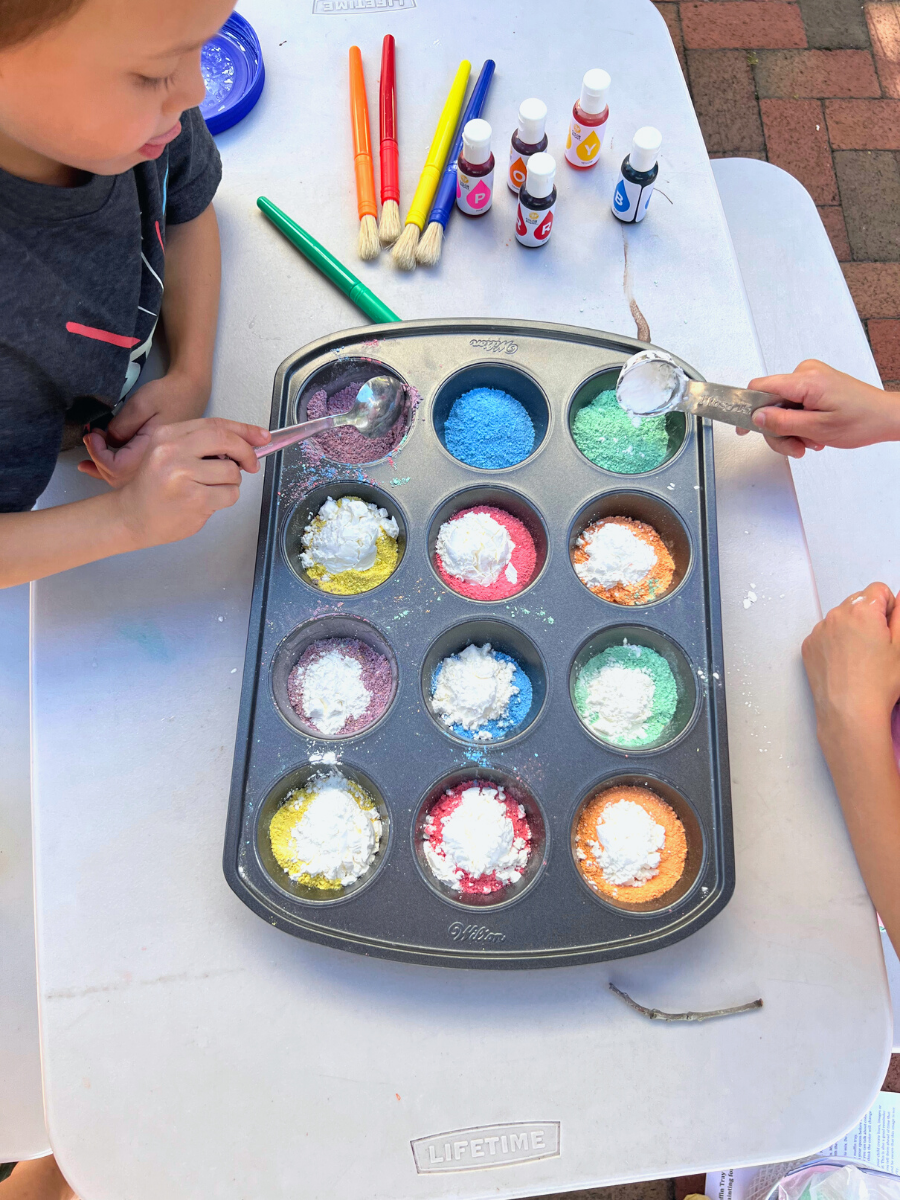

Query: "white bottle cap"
<box><xmin>462</xmin><ymin>118</ymin><xmax>492</xmax><ymax>166</ymax></box>
<box><xmin>517</xmin><ymin>97</ymin><xmax>547</xmax><ymax>145</ymax></box>
<box><xmin>579</xmin><ymin>69</ymin><xmax>611</xmax><ymax>115</ymax></box>
<box><xmin>525</xmin><ymin>151</ymin><xmax>556</xmax><ymax>198</ymax></box>
<box><xmin>630</xmin><ymin>126</ymin><xmax>662</xmax><ymax>173</ymax></box>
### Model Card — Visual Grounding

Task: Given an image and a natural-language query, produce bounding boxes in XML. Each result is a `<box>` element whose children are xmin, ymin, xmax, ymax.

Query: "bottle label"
<box><xmin>565</xmin><ymin>118</ymin><xmax>604</xmax><ymax>167</ymax></box>
<box><xmin>457</xmin><ymin>167</ymin><xmax>494</xmax><ymax>215</ymax></box>
<box><xmin>611</xmin><ymin>174</ymin><xmax>654</xmax><ymax>222</ymax></box>
<box><xmin>515</xmin><ymin>199</ymin><xmax>555</xmax><ymax>246</ymax></box>
<box><xmin>508</xmin><ymin>146</ymin><xmax>529</xmax><ymax>192</ymax></box>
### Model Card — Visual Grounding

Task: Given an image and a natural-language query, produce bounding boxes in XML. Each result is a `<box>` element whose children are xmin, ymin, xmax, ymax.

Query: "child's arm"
<box><xmin>0</xmin><ymin>418</ymin><xmax>269</xmax><ymax>588</ymax></box>
<box><xmin>737</xmin><ymin>359</ymin><xmax>900</xmax><ymax>459</ymax></box>
<box><xmin>802</xmin><ymin>582</ymin><xmax>900</xmax><ymax>955</ymax></box>
<box><xmin>79</xmin><ymin>204</ymin><xmax>221</xmax><ymax>485</ymax></box>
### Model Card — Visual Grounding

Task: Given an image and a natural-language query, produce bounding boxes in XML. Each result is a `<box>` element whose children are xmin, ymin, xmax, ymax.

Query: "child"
<box><xmin>747</xmin><ymin>359</ymin><xmax>900</xmax><ymax>955</ymax></box>
<box><xmin>0</xmin><ymin>0</ymin><xmax>270</xmax><ymax>588</ymax></box>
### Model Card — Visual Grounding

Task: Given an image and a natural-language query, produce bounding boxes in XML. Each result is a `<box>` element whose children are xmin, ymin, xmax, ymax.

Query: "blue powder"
<box><xmin>444</xmin><ymin>388</ymin><xmax>536</xmax><ymax>469</ymax></box>
<box><xmin>431</xmin><ymin>651</ymin><xmax>533</xmax><ymax>742</ymax></box>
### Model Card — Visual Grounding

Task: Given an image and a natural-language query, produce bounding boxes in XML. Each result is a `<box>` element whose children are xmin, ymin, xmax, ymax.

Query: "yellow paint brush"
<box><xmin>391</xmin><ymin>59</ymin><xmax>471</xmax><ymax>271</ymax></box>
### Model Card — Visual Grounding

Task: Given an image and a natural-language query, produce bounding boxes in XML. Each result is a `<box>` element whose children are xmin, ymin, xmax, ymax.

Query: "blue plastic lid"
<box><xmin>200</xmin><ymin>12</ymin><xmax>265</xmax><ymax>136</ymax></box>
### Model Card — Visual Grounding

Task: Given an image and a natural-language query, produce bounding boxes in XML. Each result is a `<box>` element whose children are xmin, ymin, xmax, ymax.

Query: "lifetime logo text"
<box><xmin>411</xmin><ymin>1122</ymin><xmax>561</xmax><ymax>1173</ymax></box>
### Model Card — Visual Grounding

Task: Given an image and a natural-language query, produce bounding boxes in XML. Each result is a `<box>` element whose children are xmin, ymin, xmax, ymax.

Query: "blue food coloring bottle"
<box><xmin>612</xmin><ymin>127</ymin><xmax>662</xmax><ymax>224</ymax></box>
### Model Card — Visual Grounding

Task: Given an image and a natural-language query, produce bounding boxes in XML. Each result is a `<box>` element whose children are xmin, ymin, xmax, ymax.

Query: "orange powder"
<box><xmin>574</xmin><ymin>784</ymin><xmax>687</xmax><ymax>903</ymax></box>
<box><xmin>572</xmin><ymin>515</ymin><xmax>675</xmax><ymax>605</ymax></box>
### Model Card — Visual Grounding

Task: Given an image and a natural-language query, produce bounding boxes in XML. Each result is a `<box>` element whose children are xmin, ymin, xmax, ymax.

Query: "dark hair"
<box><xmin>0</xmin><ymin>0</ymin><xmax>87</xmax><ymax>49</ymax></box>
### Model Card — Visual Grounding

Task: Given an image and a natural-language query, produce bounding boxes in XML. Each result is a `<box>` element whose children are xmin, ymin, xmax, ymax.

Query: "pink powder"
<box><xmin>305</xmin><ymin>381</ymin><xmax>412</xmax><ymax>464</ymax></box>
<box><xmin>434</xmin><ymin>505</ymin><xmax>539</xmax><ymax>601</ymax></box>
<box><xmin>424</xmin><ymin>781</ymin><xmax>533</xmax><ymax>895</ymax></box>
<box><xmin>287</xmin><ymin>637</ymin><xmax>394</xmax><ymax>735</ymax></box>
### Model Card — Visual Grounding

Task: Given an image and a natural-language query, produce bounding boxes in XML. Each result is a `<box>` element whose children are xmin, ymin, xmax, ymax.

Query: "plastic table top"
<box><xmin>30</xmin><ymin>4</ymin><xmax>890</xmax><ymax>1197</ymax></box>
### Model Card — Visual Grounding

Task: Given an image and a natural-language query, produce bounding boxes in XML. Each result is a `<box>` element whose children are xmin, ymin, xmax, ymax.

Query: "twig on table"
<box><xmin>609</xmin><ymin>982</ymin><xmax>763</xmax><ymax>1023</ymax></box>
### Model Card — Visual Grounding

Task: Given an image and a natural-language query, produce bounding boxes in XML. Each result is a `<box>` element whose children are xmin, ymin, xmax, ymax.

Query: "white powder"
<box><xmin>287</xmin><ymin>774</ymin><xmax>382</xmax><ymax>884</ymax></box>
<box><xmin>301</xmin><ymin>496</ymin><xmax>398</xmax><ymax>579</ymax></box>
<box><xmin>583</xmin><ymin>663</ymin><xmax>655</xmax><ymax>741</ymax></box>
<box><xmin>589</xmin><ymin>799</ymin><xmax>665</xmax><ymax>886</ymax></box>
<box><xmin>295</xmin><ymin>649</ymin><xmax>370</xmax><ymax>736</ymax></box>
<box><xmin>436</xmin><ymin>511</ymin><xmax>514</xmax><ymax>586</ymax></box>
<box><xmin>424</xmin><ymin>785</ymin><xmax>528</xmax><ymax>890</ymax></box>
<box><xmin>431</xmin><ymin>643</ymin><xmax>518</xmax><ymax>739</ymax></box>
<box><xmin>617</xmin><ymin>357</ymin><xmax>681</xmax><ymax>416</ymax></box>
<box><xmin>575</xmin><ymin>521</ymin><xmax>657</xmax><ymax>589</ymax></box>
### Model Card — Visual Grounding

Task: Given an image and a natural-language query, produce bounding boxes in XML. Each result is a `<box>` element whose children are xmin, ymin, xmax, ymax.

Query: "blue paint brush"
<box><xmin>416</xmin><ymin>59</ymin><xmax>496</xmax><ymax>266</ymax></box>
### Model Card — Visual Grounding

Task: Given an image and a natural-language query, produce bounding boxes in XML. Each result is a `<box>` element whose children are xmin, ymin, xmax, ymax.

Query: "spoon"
<box><xmin>616</xmin><ymin>350</ymin><xmax>789</xmax><ymax>429</ymax></box>
<box><xmin>256</xmin><ymin>375</ymin><xmax>407</xmax><ymax>459</ymax></box>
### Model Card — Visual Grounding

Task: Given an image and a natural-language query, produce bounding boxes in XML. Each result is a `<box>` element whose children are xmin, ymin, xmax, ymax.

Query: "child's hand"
<box><xmin>111</xmin><ymin>418</ymin><xmax>270</xmax><ymax>549</ymax></box>
<box><xmin>79</xmin><ymin>371</ymin><xmax>210</xmax><ymax>487</ymax></box>
<box><xmin>802</xmin><ymin>583</ymin><xmax>900</xmax><ymax>741</ymax></box>
<box><xmin>736</xmin><ymin>359</ymin><xmax>900</xmax><ymax>459</ymax></box>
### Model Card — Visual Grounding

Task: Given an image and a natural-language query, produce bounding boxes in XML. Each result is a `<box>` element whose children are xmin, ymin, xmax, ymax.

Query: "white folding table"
<box><xmin>28</xmin><ymin>4</ymin><xmax>891</xmax><ymax>1196</ymax></box>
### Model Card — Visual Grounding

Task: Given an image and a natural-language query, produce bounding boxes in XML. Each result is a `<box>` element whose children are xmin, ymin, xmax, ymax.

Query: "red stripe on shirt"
<box><xmin>65</xmin><ymin>321</ymin><xmax>140</xmax><ymax>349</ymax></box>
<box><xmin>155</xmin><ymin>220</ymin><xmax>164</xmax><ymax>252</ymax></box>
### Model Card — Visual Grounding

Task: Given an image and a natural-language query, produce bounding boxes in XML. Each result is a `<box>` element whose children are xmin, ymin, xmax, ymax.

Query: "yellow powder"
<box><xmin>269</xmin><ymin>779</ymin><xmax>379</xmax><ymax>891</ymax></box>
<box><xmin>306</xmin><ymin>529</ymin><xmax>399</xmax><ymax>595</ymax></box>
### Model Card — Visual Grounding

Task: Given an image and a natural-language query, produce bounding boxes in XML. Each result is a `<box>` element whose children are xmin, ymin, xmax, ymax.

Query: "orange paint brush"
<box><xmin>349</xmin><ymin>45</ymin><xmax>380</xmax><ymax>260</ymax></box>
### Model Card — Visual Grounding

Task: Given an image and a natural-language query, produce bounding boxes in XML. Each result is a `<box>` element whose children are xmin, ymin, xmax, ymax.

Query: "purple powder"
<box><xmin>305</xmin><ymin>381</ymin><xmax>410</xmax><ymax>464</ymax></box>
<box><xmin>287</xmin><ymin>637</ymin><xmax>394</xmax><ymax>736</ymax></box>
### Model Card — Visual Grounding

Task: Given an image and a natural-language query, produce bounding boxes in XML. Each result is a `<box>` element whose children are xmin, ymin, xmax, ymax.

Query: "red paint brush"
<box><xmin>378</xmin><ymin>34</ymin><xmax>401</xmax><ymax>245</ymax></box>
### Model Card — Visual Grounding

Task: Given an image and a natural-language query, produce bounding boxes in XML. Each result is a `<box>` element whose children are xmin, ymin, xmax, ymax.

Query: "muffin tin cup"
<box><xmin>226</xmin><ymin>318</ymin><xmax>733</xmax><ymax>969</ymax></box>
<box><xmin>270</xmin><ymin>615</ymin><xmax>399</xmax><ymax>741</ymax></box>
<box><xmin>567</xmin><ymin>365</ymin><xmax>688</xmax><ymax>476</ymax></box>
<box><xmin>569</xmin><ymin>624</ymin><xmax>699</xmax><ymax>754</ymax></box>
<box><xmin>569</xmin><ymin>490</ymin><xmax>693</xmax><ymax>606</ymax></box>
<box><xmin>412</xmin><ymin>767</ymin><xmax>548</xmax><ymax>910</ymax></box>
<box><xmin>282</xmin><ymin>480</ymin><xmax>407</xmax><ymax>594</ymax></box>
<box><xmin>432</xmin><ymin>360</ymin><xmax>550</xmax><ymax>471</ymax></box>
<box><xmin>427</xmin><ymin>484</ymin><xmax>550</xmax><ymax>601</ymax></box>
<box><xmin>570</xmin><ymin>772</ymin><xmax>706</xmax><ymax>915</ymax></box>
<box><xmin>421</xmin><ymin>618</ymin><xmax>547</xmax><ymax>746</ymax></box>
<box><xmin>291</xmin><ymin>355</ymin><xmax>415</xmax><ymax>466</ymax></box>
<box><xmin>255</xmin><ymin>762</ymin><xmax>392</xmax><ymax>906</ymax></box>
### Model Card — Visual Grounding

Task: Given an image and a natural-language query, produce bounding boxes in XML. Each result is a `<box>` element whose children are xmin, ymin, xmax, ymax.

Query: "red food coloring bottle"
<box><xmin>565</xmin><ymin>69</ymin><xmax>611</xmax><ymax>169</ymax></box>
<box><xmin>515</xmin><ymin>152</ymin><xmax>557</xmax><ymax>248</ymax></box>
<box><xmin>456</xmin><ymin>119</ymin><xmax>495</xmax><ymax>215</ymax></box>
<box><xmin>508</xmin><ymin>97</ymin><xmax>548</xmax><ymax>193</ymax></box>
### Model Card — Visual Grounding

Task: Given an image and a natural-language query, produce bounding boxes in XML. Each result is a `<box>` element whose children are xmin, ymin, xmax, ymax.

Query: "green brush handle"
<box><xmin>257</xmin><ymin>196</ymin><xmax>400</xmax><ymax>325</ymax></box>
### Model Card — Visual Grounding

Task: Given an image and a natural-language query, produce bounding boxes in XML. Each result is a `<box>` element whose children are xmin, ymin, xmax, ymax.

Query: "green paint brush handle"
<box><xmin>257</xmin><ymin>196</ymin><xmax>400</xmax><ymax>325</ymax></box>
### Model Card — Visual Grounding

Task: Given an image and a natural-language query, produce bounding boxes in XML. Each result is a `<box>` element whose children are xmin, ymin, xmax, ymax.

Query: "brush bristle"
<box><xmin>391</xmin><ymin>222</ymin><xmax>420</xmax><ymax>271</ymax></box>
<box><xmin>415</xmin><ymin>221</ymin><xmax>444</xmax><ymax>267</ymax></box>
<box><xmin>378</xmin><ymin>199</ymin><xmax>402</xmax><ymax>246</ymax></box>
<box><xmin>357</xmin><ymin>214</ymin><xmax>381</xmax><ymax>261</ymax></box>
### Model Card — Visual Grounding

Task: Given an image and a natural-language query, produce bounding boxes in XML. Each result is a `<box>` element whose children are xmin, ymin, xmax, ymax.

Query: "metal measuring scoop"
<box><xmin>616</xmin><ymin>350</ymin><xmax>780</xmax><ymax>429</ymax></box>
<box><xmin>256</xmin><ymin>375</ymin><xmax>406</xmax><ymax>459</ymax></box>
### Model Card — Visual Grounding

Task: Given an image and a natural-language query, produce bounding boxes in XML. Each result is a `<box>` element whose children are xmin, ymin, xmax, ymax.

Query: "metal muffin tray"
<box><xmin>224</xmin><ymin>318</ymin><xmax>733</xmax><ymax>968</ymax></box>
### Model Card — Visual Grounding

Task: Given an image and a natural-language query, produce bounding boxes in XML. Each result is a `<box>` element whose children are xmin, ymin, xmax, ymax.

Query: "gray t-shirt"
<box><xmin>0</xmin><ymin>106</ymin><xmax>221</xmax><ymax>512</ymax></box>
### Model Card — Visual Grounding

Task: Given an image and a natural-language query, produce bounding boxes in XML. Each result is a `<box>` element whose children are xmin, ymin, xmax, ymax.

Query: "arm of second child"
<box><xmin>737</xmin><ymin>359</ymin><xmax>900</xmax><ymax>459</ymax></box>
<box><xmin>802</xmin><ymin>582</ymin><xmax>900</xmax><ymax>956</ymax></box>
<box><xmin>79</xmin><ymin>204</ymin><xmax>221</xmax><ymax>485</ymax></box>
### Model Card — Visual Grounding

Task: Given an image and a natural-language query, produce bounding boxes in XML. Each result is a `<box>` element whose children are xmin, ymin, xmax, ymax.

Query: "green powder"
<box><xmin>572</xmin><ymin>388</ymin><xmax>671</xmax><ymax>473</ymax></box>
<box><xmin>574</xmin><ymin>642</ymin><xmax>679</xmax><ymax>747</ymax></box>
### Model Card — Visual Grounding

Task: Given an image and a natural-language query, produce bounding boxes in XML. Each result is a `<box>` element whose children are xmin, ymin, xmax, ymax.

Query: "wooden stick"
<box><xmin>609</xmin><ymin>982</ymin><xmax>763</xmax><ymax>1023</ymax></box>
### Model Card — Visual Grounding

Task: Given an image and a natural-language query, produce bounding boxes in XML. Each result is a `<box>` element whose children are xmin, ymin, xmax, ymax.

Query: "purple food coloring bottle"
<box><xmin>456</xmin><ymin>119</ymin><xmax>494</xmax><ymax>215</ymax></box>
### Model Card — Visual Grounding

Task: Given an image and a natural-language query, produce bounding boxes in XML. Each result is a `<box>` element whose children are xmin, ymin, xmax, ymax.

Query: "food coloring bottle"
<box><xmin>508</xmin><ymin>98</ymin><xmax>548</xmax><ymax>193</ymax></box>
<box><xmin>456</xmin><ymin>119</ymin><xmax>494</xmax><ymax>215</ymax></box>
<box><xmin>515</xmin><ymin>152</ymin><xmax>557</xmax><ymax>248</ymax></box>
<box><xmin>612</xmin><ymin>126</ymin><xmax>662</xmax><ymax>223</ymax></box>
<box><xmin>564</xmin><ymin>69</ymin><xmax>611</xmax><ymax>169</ymax></box>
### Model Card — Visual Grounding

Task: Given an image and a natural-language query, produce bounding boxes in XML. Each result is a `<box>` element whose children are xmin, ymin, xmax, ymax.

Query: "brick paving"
<box><xmin>654</xmin><ymin>0</ymin><xmax>900</xmax><ymax>386</ymax></box>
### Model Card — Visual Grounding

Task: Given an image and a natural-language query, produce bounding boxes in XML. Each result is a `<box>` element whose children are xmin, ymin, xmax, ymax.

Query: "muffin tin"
<box><xmin>224</xmin><ymin>318</ymin><xmax>733</xmax><ymax>968</ymax></box>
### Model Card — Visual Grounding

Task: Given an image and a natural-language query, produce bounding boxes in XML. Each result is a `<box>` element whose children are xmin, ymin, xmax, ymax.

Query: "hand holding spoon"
<box><xmin>256</xmin><ymin>375</ymin><xmax>406</xmax><ymax>459</ymax></box>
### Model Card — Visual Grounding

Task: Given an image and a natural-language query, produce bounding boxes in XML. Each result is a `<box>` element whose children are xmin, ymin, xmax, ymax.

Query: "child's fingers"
<box><xmin>76</xmin><ymin>459</ymin><xmax>103</xmax><ymax>479</ymax></box>
<box><xmin>107</xmin><ymin>404</ymin><xmax>151</xmax><ymax>445</ymax></box>
<box><xmin>753</xmin><ymin>405</ymin><xmax>827</xmax><ymax>440</ymax></box>
<box><xmin>762</xmin><ymin>431</ymin><xmax>807</xmax><ymax>458</ymax></box>
<box><xmin>747</xmin><ymin>372</ymin><xmax>818</xmax><ymax>405</ymax></box>
<box><xmin>180</xmin><ymin>423</ymin><xmax>264</xmax><ymax>473</ymax></box>
<box><xmin>172</xmin><ymin>417</ymin><xmax>270</xmax><ymax>448</ymax></box>
<box><xmin>83</xmin><ymin>430</ymin><xmax>118</xmax><ymax>471</ymax></box>
<box><xmin>194</xmin><ymin>459</ymin><xmax>243</xmax><ymax>487</ymax></box>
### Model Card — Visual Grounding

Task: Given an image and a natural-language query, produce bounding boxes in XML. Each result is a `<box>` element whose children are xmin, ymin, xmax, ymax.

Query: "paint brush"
<box><xmin>257</xmin><ymin>197</ymin><xmax>399</xmax><ymax>324</ymax></box>
<box><xmin>377</xmin><ymin>34</ymin><xmax>401</xmax><ymax>246</ymax></box>
<box><xmin>417</xmin><ymin>59</ymin><xmax>495</xmax><ymax>267</ymax></box>
<box><xmin>349</xmin><ymin>45</ymin><xmax>380</xmax><ymax>261</ymax></box>
<box><xmin>391</xmin><ymin>59</ymin><xmax>471</xmax><ymax>271</ymax></box>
